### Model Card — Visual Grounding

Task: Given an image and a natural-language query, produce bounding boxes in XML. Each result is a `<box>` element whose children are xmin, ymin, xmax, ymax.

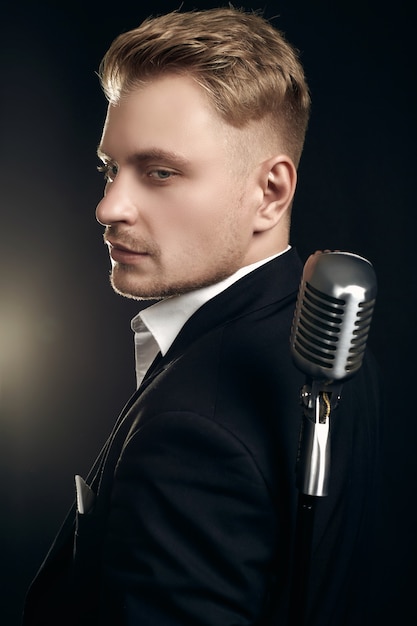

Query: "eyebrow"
<box><xmin>96</xmin><ymin>146</ymin><xmax>191</xmax><ymax>169</ymax></box>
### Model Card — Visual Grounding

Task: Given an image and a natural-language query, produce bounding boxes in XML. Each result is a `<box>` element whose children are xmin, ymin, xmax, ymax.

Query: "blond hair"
<box><xmin>99</xmin><ymin>7</ymin><xmax>311</xmax><ymax>166</ymax></box>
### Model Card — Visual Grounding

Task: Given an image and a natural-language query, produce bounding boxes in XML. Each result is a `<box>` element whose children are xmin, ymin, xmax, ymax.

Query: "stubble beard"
<box><xmin>109</xmin><ymin>252</ymin><xmax>244</xmax><ymax>301</ymax></box>
<box><xmin>108</xmin><ymin>234</ymin><xmax>246</xmax><ymax>301</ymax></box>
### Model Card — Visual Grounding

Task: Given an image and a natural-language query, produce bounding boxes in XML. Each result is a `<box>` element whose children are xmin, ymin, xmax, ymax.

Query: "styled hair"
<box><xmin>99</xmin><ymin>7</ymin><xmax>311</xmax><ymax>166</ymax></box>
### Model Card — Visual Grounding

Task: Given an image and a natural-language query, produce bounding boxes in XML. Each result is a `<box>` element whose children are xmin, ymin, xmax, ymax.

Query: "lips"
<box><xmin>108</xmin><ymin>240</ymin><xmax>136</xmax><ymax>253</ymax></box>
<box><xmin>106</xmin><ymin>239</ymin><xmax>149</xmax><ymax>263</ymax></box>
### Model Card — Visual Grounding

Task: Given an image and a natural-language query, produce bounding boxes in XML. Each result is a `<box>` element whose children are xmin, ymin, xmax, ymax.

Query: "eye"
<box><xmin>147</xmin><ymin>168</ymin><xmax>177</xmax><ymax>181</ymax></box>
<box><xmin>97</xmin><ymin>162</ymin><xmax>119</xmax><ymax>183</ymax></box>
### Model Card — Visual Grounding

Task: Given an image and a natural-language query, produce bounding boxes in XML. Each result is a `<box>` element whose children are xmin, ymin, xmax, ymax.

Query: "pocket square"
<box><xmin>75</xmin><ymin>474</ymin><xmax>95</xmax><ymax>514</ymax></box>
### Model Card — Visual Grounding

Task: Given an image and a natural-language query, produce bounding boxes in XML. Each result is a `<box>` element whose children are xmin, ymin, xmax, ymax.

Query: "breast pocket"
<box><xmin>73</xmin><ymin>499</ymin><xmax>103</xmax><ymax>584</ymax></box>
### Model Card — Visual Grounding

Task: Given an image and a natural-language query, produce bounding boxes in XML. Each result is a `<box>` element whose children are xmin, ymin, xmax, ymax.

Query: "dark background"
<box><xmin>1</xmin><ymin>0</ymin><xmax>415</xmax><ymax>623</ymax></box>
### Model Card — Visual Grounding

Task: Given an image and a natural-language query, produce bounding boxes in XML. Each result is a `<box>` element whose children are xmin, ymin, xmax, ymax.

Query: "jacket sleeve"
<box><xmin>99</xmin><ymin>410</ymin><xmax>283</xmax><ymax>625</ymax></box>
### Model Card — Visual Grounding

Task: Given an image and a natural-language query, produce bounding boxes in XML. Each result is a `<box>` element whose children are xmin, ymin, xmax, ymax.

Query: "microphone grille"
<box><xmin>291</xmin><ymin>251</ymin><xmax>377</xmax><ymax>382</ymax></box>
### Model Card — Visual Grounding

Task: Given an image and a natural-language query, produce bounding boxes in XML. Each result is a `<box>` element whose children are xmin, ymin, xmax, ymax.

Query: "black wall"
<box><xmin>1</xmin><ymin>1</ymin><xmax>415</xmax><ymax>623</ymax></box>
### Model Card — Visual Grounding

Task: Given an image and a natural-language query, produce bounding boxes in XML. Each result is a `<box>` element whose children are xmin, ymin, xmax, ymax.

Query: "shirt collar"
<box><xmin>131</xmin><ymin>247</ymin><xmax>290</xmax><ymax>357</ymax></box>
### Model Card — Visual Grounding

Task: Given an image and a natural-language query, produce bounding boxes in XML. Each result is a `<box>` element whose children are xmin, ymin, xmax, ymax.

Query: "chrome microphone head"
<box><xmin>290</xmin><ymin>251</ymin><xmax>377</xmax><ymax>382</ymax></box>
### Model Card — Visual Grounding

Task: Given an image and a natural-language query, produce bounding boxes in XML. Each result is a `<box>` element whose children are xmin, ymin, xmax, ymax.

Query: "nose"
<box><xmin>95</xmin><ymin>180</ymin><xmax>137</xmax><ymax>226</ymax></box>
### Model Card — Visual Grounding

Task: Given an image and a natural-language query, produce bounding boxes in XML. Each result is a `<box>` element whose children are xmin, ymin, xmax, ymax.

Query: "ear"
<box><xmin>253</xmin><ymin>155</ymin><xmax>297</xmax><ymax>233</ymax></box>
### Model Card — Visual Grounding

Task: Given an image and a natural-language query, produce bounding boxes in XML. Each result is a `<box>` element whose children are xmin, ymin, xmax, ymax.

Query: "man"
<box><xmin>23</xmin><ymin>7</ymin><xmax>380</xmax><ymax>625</ymax></box>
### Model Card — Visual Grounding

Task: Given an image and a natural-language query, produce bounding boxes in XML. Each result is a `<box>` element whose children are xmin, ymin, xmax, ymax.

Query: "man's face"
<box><xmin>96</xmin><ymin>74</ymin><xmax>264</xmax><ymax>300</ymax></box>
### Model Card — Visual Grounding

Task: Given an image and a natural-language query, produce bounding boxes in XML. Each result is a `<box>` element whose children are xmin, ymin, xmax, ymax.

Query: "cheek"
<box><xmin>151</xmin><ymin>180</ymin><xmax>243</xmax><ymax>247</ymax></box>
<box><xmin>158</xmin><ymin>194</ymin><xmax>219</xmax><ymax>234</ymax></box>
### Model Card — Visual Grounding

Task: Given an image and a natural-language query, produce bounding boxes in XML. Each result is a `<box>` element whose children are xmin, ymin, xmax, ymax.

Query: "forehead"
<box><xmin>100</xmin><ymin>74</ymin><xmax>228</xmax><ymax>155</ymax></box>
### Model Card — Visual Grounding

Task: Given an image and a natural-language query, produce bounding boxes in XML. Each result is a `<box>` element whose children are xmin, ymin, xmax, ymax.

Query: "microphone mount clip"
<box><xmin>297</xmin><ymin>380</ymin><xmax>343</xmax><ymax>497</ymax></box>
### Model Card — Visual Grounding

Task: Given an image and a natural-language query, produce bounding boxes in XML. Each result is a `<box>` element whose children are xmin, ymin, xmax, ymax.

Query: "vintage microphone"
<box><xmin>288</xmin><ymin>250</ymin><xmax>377</xmax><ymax>625</ymax></box>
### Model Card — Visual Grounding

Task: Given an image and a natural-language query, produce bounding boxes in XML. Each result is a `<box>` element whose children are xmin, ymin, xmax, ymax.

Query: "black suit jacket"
<box><xmin>23</xmin><ymin>249</ymin><xmax>381</xmax><ymax>625</ymax></box>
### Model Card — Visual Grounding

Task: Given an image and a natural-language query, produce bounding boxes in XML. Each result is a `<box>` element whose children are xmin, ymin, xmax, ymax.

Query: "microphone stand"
<box><xmin>288</xmin><ymin>381</ymin><xmax>342</xmax><ymax>626</ymax></box>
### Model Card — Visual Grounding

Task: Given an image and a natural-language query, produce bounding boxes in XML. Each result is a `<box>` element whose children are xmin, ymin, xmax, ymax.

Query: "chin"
<box><xmin>110</xmin><ymin>272</ymin><xmax>179</xmax><ymax>300</ymax></box>
<box><xmin>110</xmin><ymin>280</ymin><xmax>158</xmax><ymax>301</ymax></box>
<box><xmin>109</xmin><ymin>271</ymin><xmax>154</xmax><ymax>301</ymax></box>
